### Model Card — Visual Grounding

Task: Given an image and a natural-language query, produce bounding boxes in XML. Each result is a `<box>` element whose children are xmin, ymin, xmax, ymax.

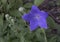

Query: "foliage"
<box><xmin>0</xmin><ymin>0</ymin><xmax>60</xmax><ymax>42</ymax></box>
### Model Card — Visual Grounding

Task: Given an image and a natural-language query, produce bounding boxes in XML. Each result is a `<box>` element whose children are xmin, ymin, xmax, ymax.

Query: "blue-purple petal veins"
<box><xmin>22</xmin><ymin>5</ymin><xmax>48</xmax><ymax>31</ymax></box>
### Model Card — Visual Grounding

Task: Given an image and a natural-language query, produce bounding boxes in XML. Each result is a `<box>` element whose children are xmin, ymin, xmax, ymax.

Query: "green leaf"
<box><xmin>0</xmin><ymin>14</ymin><xmax>3</xmax><ymax>27</ymax></box>
<box><xmin>0</xmin><ymin>38</ymin><xmax>5</xmax><ymax>42</ymax></box>
<box><xmin>9</xmin><ymin>10</ymin><xmax>21</xmax><ymax>18</ymax></box>
<box><xmin>35</xmin><ymin>29</ymin><xmax>47</xmax><ymax>42</ymax></box>
<box><xmin>8</xmin><ymin>0</ymin><xmax>23</xmax><ymax>10</ymax></box>
<box><xmin>34</xmin><ymin>0</ymin><xmax>44</xmax><ymax>6</ymax></box>
<box><xmin>24</xmin><ymin>3</ymin><xmax>33</xmax><ymax>8</ymax></box>
<box><xmin>57</xmin><ymin>0</ymin><xmax>60</xmax><ymax>6</ymax></box>
<box><xmin>57</xmin><ymin>36</ymin><xmax>60</xmax><ymax>42</ymax></box>
<box><xmin>1</xmin><ymin>0</ymin><xmax>7</xmax><ymax>4</ymax></box>
<box><xmin>47</xmin><ymin>17</ymin><xmax>55</xmax><ymax>28</ymax></box>
<box><xmin>49</xmin><ymin>36</ymin><xmax>57</xmax><ymax>42</ymax></box>
<box><xmin>20</xmin><ymin>33</ymin><xmax>25</xmax><ymax>42</ymax></box>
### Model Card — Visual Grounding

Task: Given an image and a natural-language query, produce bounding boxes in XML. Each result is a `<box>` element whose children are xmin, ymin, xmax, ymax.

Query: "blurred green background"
<box><xmin>0</xmin><ymin>0</ymin><xmax>60</xmax><ymax>42</ymax></box>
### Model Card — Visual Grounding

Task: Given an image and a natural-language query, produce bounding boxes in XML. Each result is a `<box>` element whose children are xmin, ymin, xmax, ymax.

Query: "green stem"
<box><xmin>41</xmin><ymin>29</ymin><xmax>47</xmax><ymax>42</ymax></box>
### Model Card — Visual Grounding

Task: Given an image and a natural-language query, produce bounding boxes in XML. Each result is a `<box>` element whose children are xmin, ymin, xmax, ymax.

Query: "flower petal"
<box><xmin>40</xmin><ymin>11</ymin><xmax>48</xmax><ymax>18</ymax></box>
<box><xmin>30</xmin><ymin>5</ymin><xmax>48</xmax><ymax>18</ymax></box>
<box><xmin>30</xmin><ymin>5</ymin><xmax>41</xmax><ymax>14</ymax></box>
<box><xmin>38</xmin><ymin>17</ymin><xmax>48</xmax><ymax>29</ymax></box>
<box><xmin>22</xmin><ymin>13</ymin><xmax>33</xmax><ymax>22</ymax></box>
<box><xmin>30</xmin><ymin>19</ymin><xmax>38</xmax><ymax>31</ymax></box>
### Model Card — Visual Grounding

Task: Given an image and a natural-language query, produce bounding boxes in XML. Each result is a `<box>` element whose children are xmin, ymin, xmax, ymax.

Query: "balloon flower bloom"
<box><xmin>22</xmin><ymin>5</ymin><xmax>48</xmax><ymax>31</ymax></box>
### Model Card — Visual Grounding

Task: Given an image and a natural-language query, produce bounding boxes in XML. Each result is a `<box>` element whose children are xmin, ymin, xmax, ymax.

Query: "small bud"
<box><xmin>9</xmin><ymin>16</ymin><xmax>12</xmax><ymax>20</ymax></box>
<box><xmin>18</xmin><ymin>7</ymin><xmax>25</xmax><ymax>12</ymax></box>
<box><xmin>5</xmin><ymin>14</ymin><xmax>9</xmax><ymax>18</ymax></box>
<box><xmin>11</xmin><ymin>19</ymin><xmax>14</xmax><ymax>24</ymax></box>
<box><xmin>9</xmin><ymin>24</ymin><xmax>12</xmax><ymax>27</ymax></box>
<box><xmin>5</xmin><ymin>14</ymin><xmax>9</xmax><ymax>20</ymax></box>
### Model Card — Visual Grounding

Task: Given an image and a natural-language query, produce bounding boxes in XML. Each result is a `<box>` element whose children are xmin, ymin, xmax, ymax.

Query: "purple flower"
<box><xmin>22</xmin><ymin>5</ymin><xmax>48</xmax><ymax>31</ymax></box>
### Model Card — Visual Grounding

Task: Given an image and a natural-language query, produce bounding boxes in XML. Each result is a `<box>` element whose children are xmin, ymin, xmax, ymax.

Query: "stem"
<box><xmin>41</xmin><ymin>29</ymin><xmax>47</xmax><ymax>42</ymax></box>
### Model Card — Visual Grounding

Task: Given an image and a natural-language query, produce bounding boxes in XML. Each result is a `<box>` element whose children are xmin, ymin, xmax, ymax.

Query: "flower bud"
<box><xmin>5</xmin><ymin>14</ymin><xmax>9</xmax><ymax>20</ymax></box>
<box><xmin>18</xmin><ymin>7</ymin><xmax>25</xmax><ymax>12</ymax></box>
<box><xmin>5</xmin><ymin>14</ymin><xmax>9</xmax><ymax>18</ymax></box>
<box><xmin>11</xmin><ymin>19</ymin><xmax>14</xmax><ymax>24</ymax></box>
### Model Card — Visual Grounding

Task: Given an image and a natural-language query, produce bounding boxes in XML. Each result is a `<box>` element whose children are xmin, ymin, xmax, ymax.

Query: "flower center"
<box><xmin>35</xmin><ymin>15</ymin><xmax>40</xmax><ymax>19</ymax></box>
